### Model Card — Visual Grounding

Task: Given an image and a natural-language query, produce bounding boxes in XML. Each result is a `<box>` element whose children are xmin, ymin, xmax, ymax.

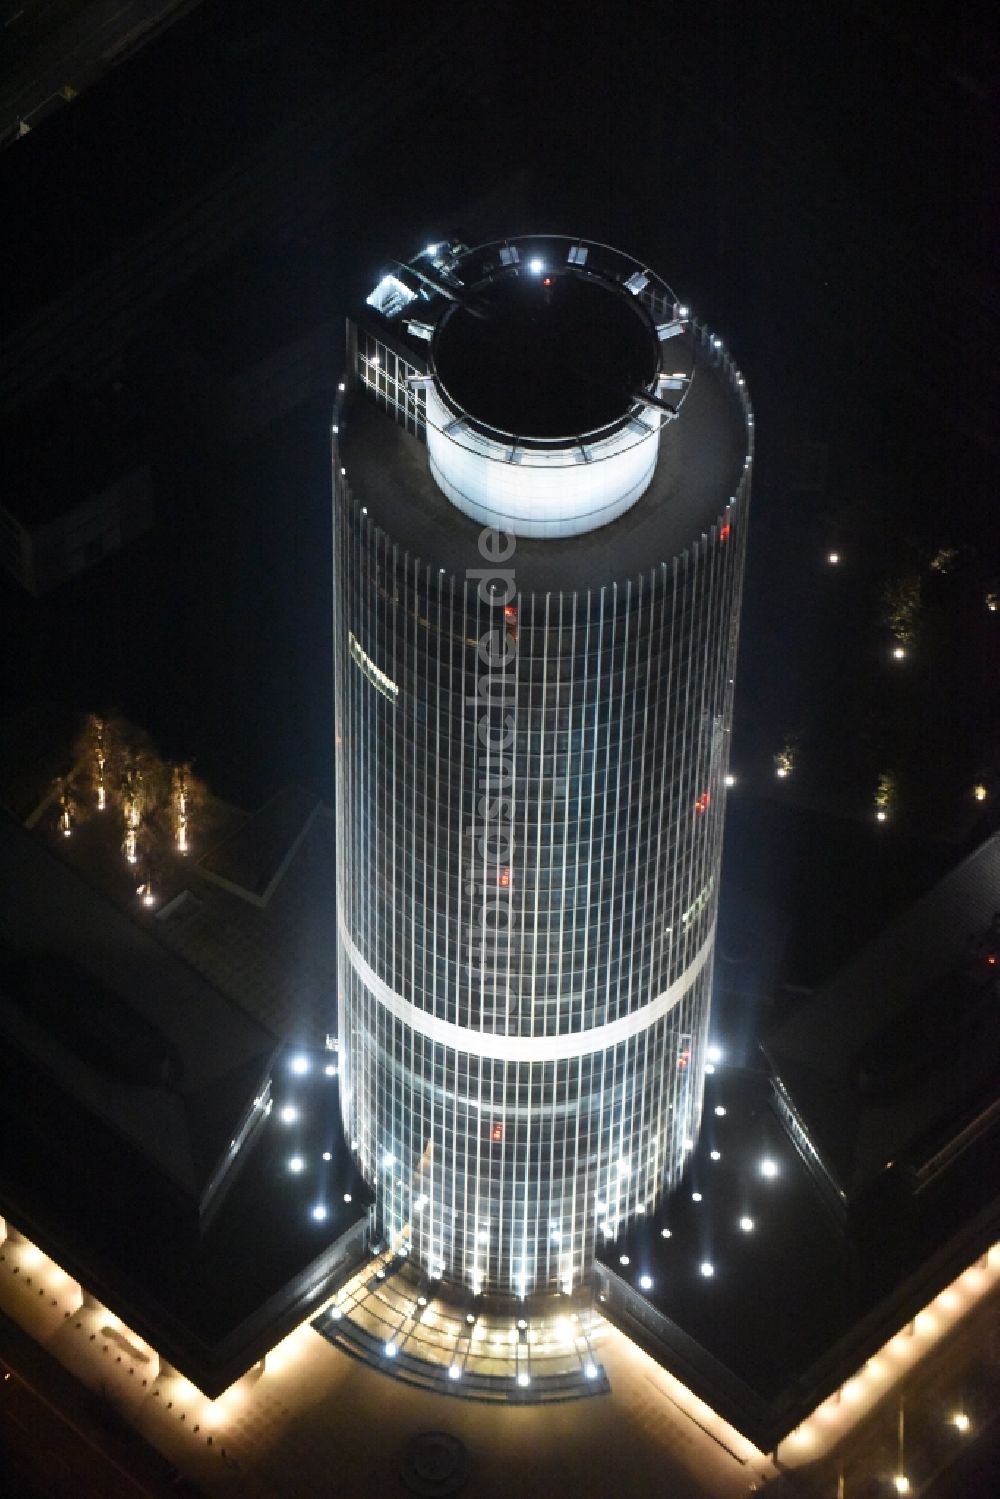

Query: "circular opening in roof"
<box><xmin>433</xmin><ymin>271</ymin><xmax>659</xmax><ymax>439</ymax></box>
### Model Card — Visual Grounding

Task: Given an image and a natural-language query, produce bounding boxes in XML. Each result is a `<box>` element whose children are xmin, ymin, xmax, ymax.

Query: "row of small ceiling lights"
<box><xmin>276</xmin><ymin>1053</ymin><xmax>349</xmax><ymax>1224</ymax></box>
<box><xmin>620</xmin><ymin>1046</ymin><xmax>781</xmax><ymax>1290</ymax></box>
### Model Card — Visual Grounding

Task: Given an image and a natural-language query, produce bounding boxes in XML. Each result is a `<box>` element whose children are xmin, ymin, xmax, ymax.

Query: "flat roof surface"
<box><xmin>598</xmin><ymin>1063</ymin><xmax>1000</xmax><ymax>1416</ymax></box>
<box><xmin>764</xmin><ymin>831</ymin><xmax>1000</xmax><ymax>1195</ymax></box>
<box><xmin>433</xmin><ymin>271</ymin><xmax>660</xmax><ymax>438</ymax></box>
<box><xmin>197</xmin><ymin>784</ymin><xmax>320</xmax><ymax>902</ymax></box>
<box><xmin>0</xmin><ymin>813</ymin><xmax>278</xmax><ymax>1200</ymax></box>
<box><xmin>23</xmin><ymin>773</ymin><xmax>338</xmax><ymax>1048</ymax></box>
<box><xmin>0</xmin><ymin>1036</ymin><xmax>370</xmax><ymax>1368</ymax></box>
<box><xmin>341</xmin><ymin>324</ymin><xmax>747</xmax><ymax>593</ymax></box>
<box><xmin>1</xmin><ymin>384</ymin><xmax>148</xmax><ymax>528</ymax></box>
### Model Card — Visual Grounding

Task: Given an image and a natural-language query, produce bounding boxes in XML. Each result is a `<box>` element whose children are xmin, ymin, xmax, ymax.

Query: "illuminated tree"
<box><xmin>881</xmin><ymin>574</ymin><xmax>921</xmax><ymax>647</ymax></box>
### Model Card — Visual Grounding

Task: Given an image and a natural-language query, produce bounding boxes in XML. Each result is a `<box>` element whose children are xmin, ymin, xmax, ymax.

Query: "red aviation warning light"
<box><xmin>497</xmin><ymin>867</ymin><xmax>511</xmax><ymax>889</ymax></box>
<box><xmin>503</xmin><ymin>603</ymin><xmax>518</xmax><ymax>641</ymax></box>
<box><xmin>491</xmin><ymin>1122</ymin><xmax>504</xmax><ymax>1143</ymax></box>
<box><xmin>677</xmin><ymin>1047</ymin><xmax>691</xmax><ymax>1071</ymax></box>
<box><xmin>719</xmin><ymin>523</ymin><xmax>732</xmax><ymax>542</ymax></box>
<box><xmin>694</xmin><ymin>790</ymin><xmax>711</xmax><ymax>815</ymax></box>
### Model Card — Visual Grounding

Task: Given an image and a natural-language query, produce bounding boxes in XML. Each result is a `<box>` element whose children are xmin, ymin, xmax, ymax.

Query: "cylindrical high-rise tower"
<box><xmin>333</xmin><ymin>236</ymin><xmax>752</xmax><ymax>1303</ymax></box>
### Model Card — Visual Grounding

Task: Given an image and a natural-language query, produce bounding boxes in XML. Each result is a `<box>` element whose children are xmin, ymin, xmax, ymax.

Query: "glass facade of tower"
<box><xmin>333</xmin><ymin>237</ymin><xmax>752</xmax><ymax>1302</ymax></box>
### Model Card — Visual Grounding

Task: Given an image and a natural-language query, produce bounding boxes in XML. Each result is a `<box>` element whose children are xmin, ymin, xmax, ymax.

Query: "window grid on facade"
<box><xmin>333</xmin><ymin>240</ymin><xmax>752</xmax><ymax>1303</ymax></box>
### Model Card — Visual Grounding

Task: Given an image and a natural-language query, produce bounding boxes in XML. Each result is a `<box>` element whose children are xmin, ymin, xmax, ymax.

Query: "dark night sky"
<box><xmin>1</xmin><ymin>0</ymin><xmax>998</xmax><ymax>996</ymax></box>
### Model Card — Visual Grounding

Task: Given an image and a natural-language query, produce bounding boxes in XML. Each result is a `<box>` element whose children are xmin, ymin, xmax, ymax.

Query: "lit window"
<box><xmin>365</xmin><ymin>274</ymin><xmax>416</xmax><ymax>317</ymax></box>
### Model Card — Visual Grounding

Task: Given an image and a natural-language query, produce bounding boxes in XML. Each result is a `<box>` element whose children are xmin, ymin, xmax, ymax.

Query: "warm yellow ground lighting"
<box><xmin>952</xmin><ymin>1412</ymin><xmax>971</xmax><ymax>1433</ymax></box>
<box><xmin>894</xmin><ymin>1476</ymin><xmax>910</xmax><ymax>1494</ymax></box>
<box><xmin>776</xmin><ymin>1239</ymin><xmax>1000</xmax><ymax>1470</ymax></box>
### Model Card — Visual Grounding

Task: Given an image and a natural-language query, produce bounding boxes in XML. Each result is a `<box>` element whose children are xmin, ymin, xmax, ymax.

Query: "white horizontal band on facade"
<box><xmin>339</xmin><ymin>917</ymin><xmax>715</xmax><ymax>1063</ymax></box>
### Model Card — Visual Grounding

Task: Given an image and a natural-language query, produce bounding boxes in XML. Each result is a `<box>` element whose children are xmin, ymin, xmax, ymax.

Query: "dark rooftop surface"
<box><xmin>764</xmin><ymin>831</ymin><xmax>1000</xmax><ymax>1196</ymax></box>
<box><xmin>598</xmin><ymin>1063</ymin><xmax>1000</xmax><ymax>1418</ymax></box>
<box><xmin>4</xmin><ymin>384</ymin><xmax>148</xmax><ymax>528</ymax></box>
<box><xmin>342</xmin><ymin>323</ymin><xmax>747</xmax><ymax>592</ymax></box>
<box><xmin>432</xmin><ymin>270</ymin><xmax>659</xmax><ymax>438</ymax></box>
<box><xmin>0</xmin><ymin>1034</ymin><xmax>370</xmax><ymax>1387</ymax></box>
<box><xmin>0</xmin><ymin>812</ymin><xmax>277</xmax><ymax>1201</ymax></box>
<box><xmin>197</xmin><ymin>783</ymin><xmax>320</xmax><ymax>903</ymax></box>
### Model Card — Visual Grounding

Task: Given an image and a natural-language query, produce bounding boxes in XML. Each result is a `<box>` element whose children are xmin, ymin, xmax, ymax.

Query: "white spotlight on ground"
<box><xmin>739</xmin><ymin>1216</ymin><xmax>754</xmax><ymax>1233</ymax></box>
<box><xmin>290</xmin><ymin>1055</ymin><xmax>310</xmax><ymax>1075</ymax></box>
<box><xmin>279</xmin><ymin>1105</ymin><xmax>298</xmax><ymax>1125</ymax></box>
<box><xmin>288</xmin><ymin>1156</ymin><xmax>304</xmax><ymax>1173</ymax></box>
<box><xmin>759</xmin><ymin>1158</ymin><xmax>778</xmax><ymax>1179</ymax></box>
<box><xmin>700</xmin><ymin>1261</ymin><xmax>714</xmax><ymax>1278</ymax></box>
<box><xmin>706</xmin><ymin>1044</ymin><xmax>723</xmax><ymax>1064</ymax></box>
<box><xmin>311</xmin><ymin>1204</ymin><xmax>327</xmax><ymax>1221</ymax></box>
